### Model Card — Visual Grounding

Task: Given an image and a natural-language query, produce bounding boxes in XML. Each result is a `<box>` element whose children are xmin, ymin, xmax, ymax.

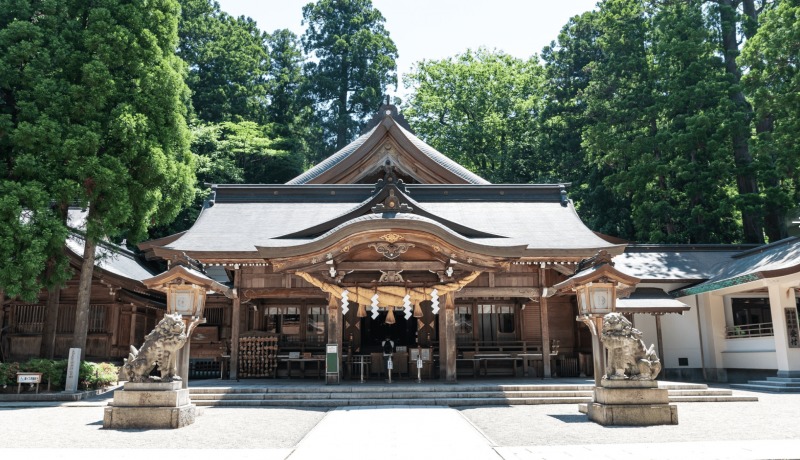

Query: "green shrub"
<box><xmin>0</xmin><ymin>359</ymin><xmax>118</xmax><ymax>392</ymax></box>
<box><xmin>21</xmin><ymin>359</ymin><xmax>68</xmax><ymax>389</ymax></box>
<box><xmin>79</xmin><ymin>361</ymin><xmax>119</xmax><ymax>390</ymax></box>
<box><xmin>0</xmin><ymin>362</ymin><xmax>21</xmax><ymax>388</ymax></box>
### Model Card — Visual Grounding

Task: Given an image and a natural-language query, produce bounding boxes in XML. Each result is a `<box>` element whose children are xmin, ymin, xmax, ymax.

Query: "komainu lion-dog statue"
<box><xmin>122</xmin><ymin>313</ymin><xmax>187</xmax><ymax>382</ymax></box>
<box><xmin>600</xmin><ymin>312</ymin><xmax>662</xmax><ymax>381</ymax></box>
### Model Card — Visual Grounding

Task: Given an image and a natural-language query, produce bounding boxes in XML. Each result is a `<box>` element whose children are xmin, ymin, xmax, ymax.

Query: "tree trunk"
<box><xmin>336</xmin><ymin>58</ymin><xmax>350</xmax><ymax>150</ymax></box>
<box><xmin>717</xmin><ymin>0</ymin><xmax>764</xmax><ymax>243</ymax></box>
<box><xmin>71</xmin><ymin>237</ymin><xmax>97</xmax><ymax>361</ymax></box>
<box><xmin>39</xmin><ymin>280</ymin><xmax>61</xmax><ymax>359</ymax></box>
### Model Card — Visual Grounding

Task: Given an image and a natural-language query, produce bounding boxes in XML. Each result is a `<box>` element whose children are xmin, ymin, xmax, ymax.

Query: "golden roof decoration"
<box><xmin>380</xmin><ymin>233</ymin><xmax>404</xmax><ymax>244</ymax></box>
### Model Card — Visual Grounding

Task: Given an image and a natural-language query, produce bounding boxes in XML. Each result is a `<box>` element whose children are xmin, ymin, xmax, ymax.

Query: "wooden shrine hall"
<box><xmin>140</xmin><ymin>105</ymin><xmax>629</xmax><ymax>382</ymax></box>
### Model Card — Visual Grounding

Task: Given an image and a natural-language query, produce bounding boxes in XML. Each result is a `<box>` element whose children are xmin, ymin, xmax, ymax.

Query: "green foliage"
<box><xmin>20</xmin><ymin>358</ymin><xmax>68</xmax><ymax>388</ymax></box>
<box><xmin>403</xmin><ymin>49</ymin><xmax>543</xmax><ymax>184</ymax></box>
<box><xmin>0</xmin><ymin>359</ymin><xmax>116</xmax><ymax>391</ymax></box>
<box><xmin>302</xmin><ymin>0</ymin><xmax>398</xmax><ymax>154</ymax></box>
<box><xmin>79</xmin><ymin>361</ymin><xmax>119</xmax><ymax>390</ymax></box>
<box><xmin>0</xmin><ymin>362</ymin><xmax>20</xmax><ymax>387</ymax></box>
<box><xmin>178</xmin><ymin>0</ymin><xmax>271</xmax><ymax>124</ymax></box>
<box><xmin>740</xmin><ymin>0</ymin><xmax>800</xmax><ymax>241</ymax></box>
<box><xmin>0</xmin><ymin>182</ymin><xmax>69</xmax><ymax>301</ymax></box>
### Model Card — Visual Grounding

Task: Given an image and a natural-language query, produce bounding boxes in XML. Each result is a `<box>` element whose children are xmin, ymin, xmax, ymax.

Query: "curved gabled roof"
<box><xmin>394</xmin><ymin>124</ymin><xmax>489</xmax><ymax>185</ymax></box>
<box><xmin>286</xmin><ymin>109</ymin><xmax>489</xmax><ymax>185</ymax></box>
<box><xmin>286</xmin><ymin>125</ymin><xmax>379</xmax><ymax>185</ymax></box>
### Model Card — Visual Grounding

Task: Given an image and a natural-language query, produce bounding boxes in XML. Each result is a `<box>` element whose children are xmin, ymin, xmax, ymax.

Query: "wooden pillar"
<box><xmin>438</xmin><ymin>293</ymin><xmax>456</xmax><ymax>382</ymax></box>
<box><xmin>539</xmin><ymin>266</ymin><xmax>552</xmax><ymax>379</ymax></box>
<box><xmin>230</xmin><ymin>268</ymin><xmax>241</xmax><ymax>380</ymax></box>
<box><xmin>655</xmin><ymin>314</ymin><xmax>665</xmax><ymax>379</ymax></box>
<box><xmin>326</xmin><ymin>294</ymin><xmax>342</xmax><ymax>384</ymax></box>
<box><xmin>129</xmin><ymin>307</ymin><xmax>139</xmax><ymax>348</ymax></box>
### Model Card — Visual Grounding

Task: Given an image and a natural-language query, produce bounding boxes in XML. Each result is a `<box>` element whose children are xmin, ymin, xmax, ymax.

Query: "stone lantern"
<box><xmin>550</xmin><ymin>251</ymin><xmax>678</xmax><ymax>426</ymax></box>
<box><xmin>143</xmin><ymin>265</ymin><xmax>232</xmax><ymax>388</ymax></box>
<box><xmin>549</xmin><ymin>250</ymin><xmax>639</xmax><ymax>386</ymax></box>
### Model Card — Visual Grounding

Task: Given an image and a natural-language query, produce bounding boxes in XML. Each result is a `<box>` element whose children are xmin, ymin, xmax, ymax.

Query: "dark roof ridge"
<box><xmin>731</xmin><ymin>236</ymin><xmax>800</xmax><ymax>259</ymax></box>
<box><xmin>624</xmin><ymin>243</ymin><xmax>759</xmax><ymax>252</ymax></box>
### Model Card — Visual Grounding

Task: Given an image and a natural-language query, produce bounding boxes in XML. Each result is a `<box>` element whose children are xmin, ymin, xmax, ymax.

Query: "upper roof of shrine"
<box><xmin>143</xmin><ymin>105</ymin><xmax>624</xmax><ymax>264</ymax></box>
<box><xmin>286</xmin><ymin>105</ymin><xmax>490</xmax><ymax>185</ymax></box>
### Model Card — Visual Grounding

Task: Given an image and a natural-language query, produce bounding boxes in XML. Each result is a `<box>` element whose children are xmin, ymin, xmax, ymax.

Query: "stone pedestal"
<box><xmin>587</xmin><ymin>380</ymin><xmax>678</xmax><ymax>426</ymax></box>
<box><xmin>103</xmin><ymin>381</ymin><xmax>196</xmax><ymax>429</ymax></box>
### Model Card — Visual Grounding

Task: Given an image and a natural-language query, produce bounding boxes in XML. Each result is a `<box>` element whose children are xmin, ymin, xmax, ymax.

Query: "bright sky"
<box><xmin>215</xmin><ymin>0</ymin><xmax>598</xmax><ymax>98</ymax></box>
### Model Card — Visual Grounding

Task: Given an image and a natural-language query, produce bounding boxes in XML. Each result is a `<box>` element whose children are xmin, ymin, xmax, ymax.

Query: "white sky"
<box><xmin>215</xmin><ymin>0</ymin><xmax>599</xmax><ymax>97</ymax></box>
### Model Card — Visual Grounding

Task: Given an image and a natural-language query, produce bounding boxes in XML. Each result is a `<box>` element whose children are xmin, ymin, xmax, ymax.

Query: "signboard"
<box><xmin>325</xmin><ymin>344</ymin><xmax>338</xmax><ymax>374</ymax></box>
<box><xmin>64</xmin><ymin>348</ymin><xmax>81</xmax><ymax>393</ymax></box>
<box><xmin>17</xmin><ymin>373</ymin><xmax>42</xmax><ymax>384</ymax></box>
<box><xmin>289</xmin><ymin>351</ymin><xmax>300</xmax><ymax>359</ymax></box>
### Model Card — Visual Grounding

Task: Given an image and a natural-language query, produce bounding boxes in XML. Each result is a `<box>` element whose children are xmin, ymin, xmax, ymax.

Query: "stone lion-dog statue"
<box><xmin>600</xmin><ymin>312</ymin><xmax>661</xmax><ymax>381</ymax></box>
<box><xmin>122</xmin><ymin>313</ymin><xmax>187</xmax><ymax>383</ymax></box>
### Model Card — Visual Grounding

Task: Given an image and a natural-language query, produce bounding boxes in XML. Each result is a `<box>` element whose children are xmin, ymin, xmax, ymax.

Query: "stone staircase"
<box><xmin>731</xmin><ymin>377</ymin><xmax>800</xmax><ymax>393</ymax></box>
<box><xmin>189</xmin><ymin>382</ymin><xmax>757</xmax><ymax>407</ymax></box>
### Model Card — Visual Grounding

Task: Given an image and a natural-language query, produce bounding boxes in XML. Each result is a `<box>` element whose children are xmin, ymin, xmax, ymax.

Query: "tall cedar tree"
<box><xmin>178</xmin><ymin>0</ymin><xmax>270</xmax><ymax>124</ymax></box>
<box><xmin>301</xmin><ymin>0</ymin><xmax>398</xmax><ymax>157</ymax></box>
<box><xmin>2</xmin><ymin>0</ymin><xmax>195</xmax><ymax>359</ymax></box>
<box><xmin>740</xmin><ymin>0</ymin><xmax>799</xmax><ymax>240</ymax></box>
<box><xmin>539</xmin><ymin>11</ymin><xmax>636</xmax><ymax>239</ymax></box>
<box><xmin>711</xmin><ymin>0</ymin><xmax>767</xmax><ymax>243</ymax></box>
<box><xmin>582</xmin><ymin>0</ymin><xmax>740</xmax><ymax>243</ymax></box>
<box><xmin>0</xmin><ymin>2</ymin><xmax>75</xmax><ymax>304</ymax></box>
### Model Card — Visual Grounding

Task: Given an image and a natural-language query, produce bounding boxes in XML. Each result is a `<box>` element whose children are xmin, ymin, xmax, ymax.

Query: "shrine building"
<box><xmin>2</xmin><ymin>105</ymin><xmax>799</xmax><ymax>387</ymax></box>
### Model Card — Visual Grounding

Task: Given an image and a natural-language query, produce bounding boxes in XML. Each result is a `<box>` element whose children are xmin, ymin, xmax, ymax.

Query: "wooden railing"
<box><xmin>726</xmin><ymin>322</ymin><xmax>774</xmax><ymax>338</ymax></box>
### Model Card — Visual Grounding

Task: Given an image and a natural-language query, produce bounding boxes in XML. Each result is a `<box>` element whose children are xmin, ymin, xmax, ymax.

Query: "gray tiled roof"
<box><xmin>164</xmin><ymin>188</ymin><xmax>618</xmax><ymax>256</ymax></box>
<box><xmin>286</xmin><ymin>126</ymin><xmax>378</xmax><ymax>185</ymax></box>
<box><xmin>66</xmin><ymin>209</ymin><xmax>155</xmax><ymax>281</ymax></box>
<box><xmin>285</xmin><ymin>117</ymin><xmax>490</xmax><ymax>185</ymax></box>
<box><xmin>613</xmin><ymin>246</ymin><xmax>744</xmax><ymax>281</ymax></box>
<box><xmin>395</xmin><ymin>124</ymin><xmax>490</xmax><ymax>185</ymax></box>
<box><xmin>675</xmin><ymin>237</ymin><xmax>800</xmax><ymax>295</ymax></box>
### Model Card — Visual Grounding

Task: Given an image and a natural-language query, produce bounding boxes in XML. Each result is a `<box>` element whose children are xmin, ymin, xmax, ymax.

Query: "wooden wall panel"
<box><xmin>521</xmin><ymin>302</ymin><xmax>542</xmax><ymax>342</ymax></box>
<box><xmin>548</xmin><ymin>298</ymin><xmax>577</xmax><ymax>351</ymax></box>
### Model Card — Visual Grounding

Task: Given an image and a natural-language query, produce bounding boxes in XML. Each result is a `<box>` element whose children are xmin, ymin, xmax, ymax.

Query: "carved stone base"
<box><xmin>103</xmin><ymin>382</ymin><xmax>196</xmax><ymax>429</ymax></box>
<box><xmin>587</xmin><ymin>381</ymin><xmax>678</xmax><ymax>426</ymax></box>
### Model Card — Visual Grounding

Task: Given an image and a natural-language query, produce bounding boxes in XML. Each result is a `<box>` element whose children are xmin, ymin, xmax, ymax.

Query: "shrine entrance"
<box><xmin>359</xmin><ymin>310</ymin><xmax>419</xmax><ymax>352</ymax></box>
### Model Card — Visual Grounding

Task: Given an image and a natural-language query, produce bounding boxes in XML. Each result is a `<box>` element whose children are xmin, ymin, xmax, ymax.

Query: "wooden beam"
<box><xmin>241</xmin><ymin>288</ymin><xmax>326</xmax><ymax>300</ymax></box>
<box><xmin>336</xmin><ymin>261</ymin><xmax>445</xmax><ymax>271</ymax></box>
<box><xmin>455</xmin><ymin>287</ymin><xmax>540</xmax><ymax>298</ymax></box>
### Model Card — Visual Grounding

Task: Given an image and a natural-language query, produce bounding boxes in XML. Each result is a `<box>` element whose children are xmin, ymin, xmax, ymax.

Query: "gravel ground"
<box><xmin>0</xmin><ymin>406</ymin><xmax>327</xmax><ymax>449</ymax></box>
<box><xmin>0</xmin><ymin>388</ymin><xmax>797</xmax><ymax>451</ymax></box>
<box><xmin>459</xmin><ymin>391</ymin><xmax>800</xmax><ymax>447</ymax></box>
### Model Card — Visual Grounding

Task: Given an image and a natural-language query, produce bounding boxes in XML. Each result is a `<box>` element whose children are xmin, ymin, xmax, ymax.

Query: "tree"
<box><xmin>178</xmin><ymin>0</ymin><xmax>270</xmax><ymax>123</ymax></box>
<box><xmin>709</xmin><ymin>0</ymin><xmax>771</xmax><ymax>243</ymax></box>
<box><xmin>581</xmin><ymin>0</ymin><xmax>740</xmax><ymax>243</ymax></box>
<box><xmin>266</xmin><ymin>28</ymin><xmax>314</xmax><ymax>163</ymax></box>
<box><xmin>740</xmin><ymin>0</ymin><xmax>800</xmax><ymax>241</ymax></box>
<box><xmin>403</xmin><ymin>49</ymin><xmax>543</xmax><ymax>183</ymax></box>
<box><xmin>1</xmin><ymin>0</ymin><xmax>195</xmax><ymax>359</ymax></box>
<box><xmin>538</xmin><ymin>11</ymin><xmax>635</xmax><ymax>238</ymax></box>
<box><xmin>301</xmin><ymin>0</ymin><xmax>398</xmax><ymax>155</ymax></box>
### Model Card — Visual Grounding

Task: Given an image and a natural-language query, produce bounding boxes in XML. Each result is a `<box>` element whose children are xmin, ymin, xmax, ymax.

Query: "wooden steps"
<box><xmin>188</xmin><ymin>382</ymin><xmax>757</xmax><ymax>407</ymax></box>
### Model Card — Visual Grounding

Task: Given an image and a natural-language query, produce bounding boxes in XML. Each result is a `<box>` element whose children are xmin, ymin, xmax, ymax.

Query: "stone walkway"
<box><xmin>1</xmin><ymin>381</ymin><xmax>799</xmax><ymax>459</ymax></box>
